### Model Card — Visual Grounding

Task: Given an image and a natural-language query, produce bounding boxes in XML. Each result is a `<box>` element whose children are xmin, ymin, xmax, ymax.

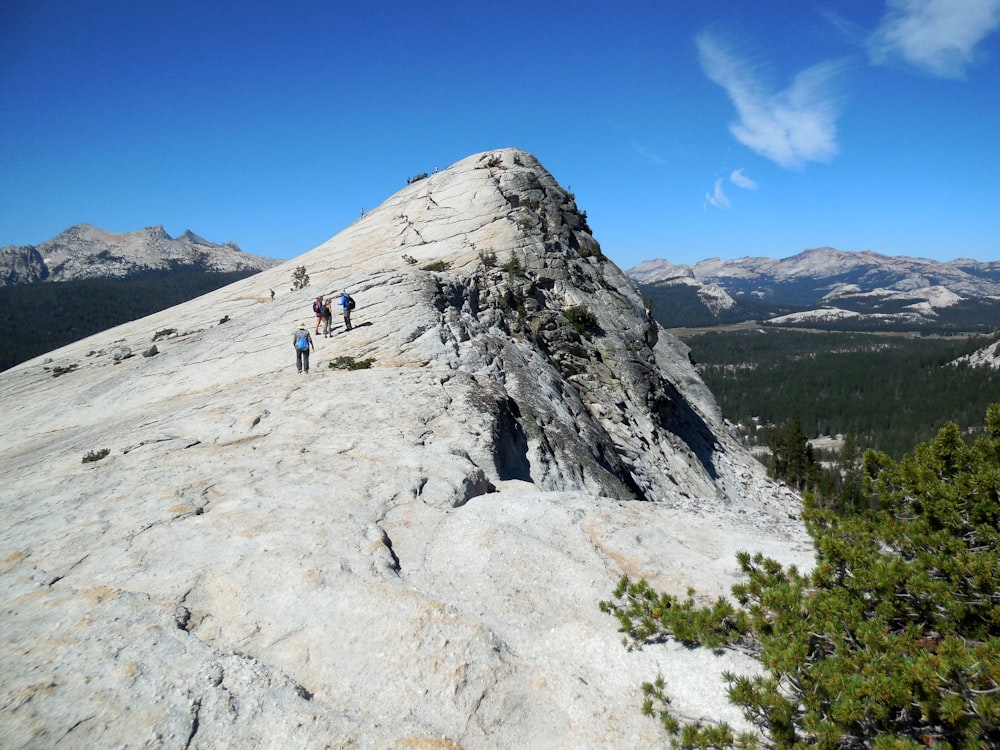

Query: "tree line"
<box><xmin>682</xmin><ymin>328</ymin><xmax>1000</xmax><ymax>460</ymax></box>
<box><xmin>0</xmin><ymin>269</ymin><xmax>260</xmax><ymax>372</ymax></box>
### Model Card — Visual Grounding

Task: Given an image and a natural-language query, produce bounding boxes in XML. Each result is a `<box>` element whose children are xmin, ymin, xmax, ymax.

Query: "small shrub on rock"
<box><xmin>82</xmin><ymin>448</ymin><xmax>110</xmax><ymax>463</ymax></box>
<box><xmin>421</xmin><ymin>260</ymin><xmax>451</xmax><ymax>272</ymax></box>
<box><xmin>517</xmin><ymin>216</ymin><xmax>537</xmax><ymax>234</ymax></box>
<box><xmin>49</xmin><ymin>363</ymin><xmax>78</xmax><ymax>377</ymax></box>
<box><xmin>564</xmin><ymin>305</ymin><xmax>598</xmax><ymax>336</ymax></box>
<box><xmin>328</xmin><ymin>356</ymin><xmax>375</xmax><ymax>371</ymax></box>
<box><xmin>502</xmin><ymin>255</ymin><xmax>524</xmax><ymax>277</ymax></box>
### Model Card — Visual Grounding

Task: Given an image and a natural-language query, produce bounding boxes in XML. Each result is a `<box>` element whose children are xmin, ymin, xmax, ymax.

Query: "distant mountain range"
<box><xmin>0</xmin><ymin>223</ymin><xmax>279</xmax><ymax>285</ymax></box>
<box><xmin>629</xmin><ymin>247</ymin><xmax>1000</xmax><ymax>331</ymax></box>
<box><xmin>0</xmin><ymin>224</ymin><xmax>281</xmax><ymax>371</ymax></box>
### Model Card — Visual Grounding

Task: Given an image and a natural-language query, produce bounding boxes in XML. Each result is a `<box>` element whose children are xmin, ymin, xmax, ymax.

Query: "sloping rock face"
<box><xmin>0</xmin><ymin>224</ymin><xmax>278</xmax><ymax>286</ymax></box>
<box><xmin>0</xmin><ymin>245</ymin><xmax>49</xmax><ymax>284</ymax></box>
<box><xmin>0</xmin><ymin>149</ymin><xmax>811</xmax><ymax>748</ymax></box>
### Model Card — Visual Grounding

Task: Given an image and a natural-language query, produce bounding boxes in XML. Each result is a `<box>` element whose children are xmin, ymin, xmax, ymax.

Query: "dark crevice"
<box><xmin>183</xmin><ymin>698</ymin><xmax>201</xmax><ymax>750</ymax></box>
<box><xmin>379</xmin><ymin>527</ymin><xmax>401</xmax><ymax>572</ymax></box>
<box><xmin>494</xmin><ymin>398</ymin><xmax>532</xmax><ymax>482</ymax></box>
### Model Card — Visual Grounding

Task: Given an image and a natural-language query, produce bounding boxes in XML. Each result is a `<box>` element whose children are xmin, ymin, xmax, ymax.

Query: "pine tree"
<box><xmin>836</xmin><ymin>430</ymin><xmax>865</xmax><ymax>514</ymax></box>
<box><xmin>290</xmin><ymin>265</ymin><xmax>309</xmax><ymax>290</ymax></box>
<box><xmin>768</xmin><ymin>417</ymin><xmax>819</xmax><ymax>493</ymax></box>
<box><xmin>602</xmin><ymin>404</ymin><xmax>1000</xmax><ymax>748</ymax></box>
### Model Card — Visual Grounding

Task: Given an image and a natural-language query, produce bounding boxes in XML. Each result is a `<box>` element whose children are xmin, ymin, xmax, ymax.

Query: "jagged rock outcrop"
<box><xmin>0</xmin><ymin>149</ymin><xmax>811</xmax><ymax>748</ymax></box>
<box><xmin>0</xmin><ymin>244</ymin><xmax>49</xmax><ymax>284</ymax></box>
<box><xmin>0</xmin><ymin>223</ymin><xmax>278</xmax><ymax>285</ymax></box>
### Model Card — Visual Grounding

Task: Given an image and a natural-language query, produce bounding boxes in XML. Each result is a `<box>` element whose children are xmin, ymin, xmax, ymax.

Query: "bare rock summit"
<box><xmin>0</xmin><ymin>149</ymin><xmax>811</xmax><ymax>748</ymax></box>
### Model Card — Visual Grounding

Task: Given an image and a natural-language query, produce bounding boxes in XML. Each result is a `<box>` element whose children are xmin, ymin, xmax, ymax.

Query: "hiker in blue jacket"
<box><xmin>293</xmin><ymin>322</ymin><xmax>315</xmax><ymax>374</ymax></box>
<box><xmin>340</xmin><ymin>292</ymin><xmax>354</xmax><ymax>331</ymax></box>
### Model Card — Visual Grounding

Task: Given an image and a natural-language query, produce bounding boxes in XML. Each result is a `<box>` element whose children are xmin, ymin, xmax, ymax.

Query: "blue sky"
<box><xmin>2</xmin><ymin>1</ymin><xmax>999</xmax><ymax>269</ymax></box>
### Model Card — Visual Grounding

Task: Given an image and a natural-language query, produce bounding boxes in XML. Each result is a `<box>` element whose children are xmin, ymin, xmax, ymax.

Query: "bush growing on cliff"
<box><xmin>602</xmin><ymin>404</ymin><xmax>1000</xmax><ymax>749</ymax></box>
<box><xmin>502</xmin><ymin>255</ymin><xmax>524</xmax><ymax>277</ymax></box>
<box><xmin>564</xmin><ymin>305</ymin><xmax>598</xmax><ymax>336</ymax></box>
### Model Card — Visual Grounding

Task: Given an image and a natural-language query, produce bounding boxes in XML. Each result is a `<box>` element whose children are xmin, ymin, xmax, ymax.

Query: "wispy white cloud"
<box><xmin>730</xmin><ymin>168</ymin><xmax>758</xmax><ymax>190</ymax></box>
<box><xmin>869</xmin><ymin>0</ymin><xmax>1000</xmax><ymax>78</ymax></box>
<box><xmin>696</xmin><ymin>31</ymin><xmax>846</xmax><ymax>169</ymax></box>
<box><xmin>633</xmin><ymin>142</ymin><xmax>669</xmax><ymax>166</ymax></box>
<box><xmin>705</xmin><ymin>178</ymin><xmax>731</xmax><ymax>209</ymax></box>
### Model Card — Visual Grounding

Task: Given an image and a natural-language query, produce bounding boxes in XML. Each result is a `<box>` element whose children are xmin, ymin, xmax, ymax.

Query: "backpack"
<box><xmin>347</xmin><ymin>295</ymin><xmax>356</xmax><ymax>311</ymax></box>
<box><xmin>312</xmin><ymin>299</ymin><xmax>322</xmax><ymax>314</ymax></box>
<box><xmin>295</xmin><ymin>330</ymin><xmax>309</xmax><ymax>351</ymax></box>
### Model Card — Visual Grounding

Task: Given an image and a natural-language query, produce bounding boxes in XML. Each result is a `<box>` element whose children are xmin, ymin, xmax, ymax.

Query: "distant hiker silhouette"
<box><xmin>270</xmin><ymin>289</ymin><xmax>275</xmax><ymax>301</ymax></box>
<box><xmin>293</xmin><ymin>322</ymin><xmax>314</xmax><ymax>374</ymax></box>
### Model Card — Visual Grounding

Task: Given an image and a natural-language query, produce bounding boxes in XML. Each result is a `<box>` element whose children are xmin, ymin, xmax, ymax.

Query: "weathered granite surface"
<box><xmin>0</xmin><ymin>149</ymin><xmax>812</xmax><ymax>748</ymax></box>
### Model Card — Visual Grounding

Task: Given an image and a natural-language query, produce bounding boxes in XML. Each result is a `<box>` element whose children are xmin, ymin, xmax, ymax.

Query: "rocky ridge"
<box><xmin>630</xmin><ymin>248</ymin><xmax>1000</xmax><ymax>329</ymax></box>
<box><xmin>0</xmin><ymin>223</ymin><xmax>279</xmax><ymax>285</ymax></box>
<box><xmin>0</xmin><ymin>149</ymin><xmax>810</xmax><ymax>748</ymax></box>
<box><xmin>630</xmin><ymin>248</ymin><xmax>1000</xmax><ymax>297</ymax></box>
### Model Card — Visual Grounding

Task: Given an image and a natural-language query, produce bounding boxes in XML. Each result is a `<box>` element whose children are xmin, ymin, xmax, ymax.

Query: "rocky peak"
<box><xmin>0</xmin><ymin>148</ymin><xmax>810</xmax><ymax>748</ymax></box>
<box><xmin>0</xmin><ymin>223</ymin><xmax>275</xmax><ymax>286</ymax></box>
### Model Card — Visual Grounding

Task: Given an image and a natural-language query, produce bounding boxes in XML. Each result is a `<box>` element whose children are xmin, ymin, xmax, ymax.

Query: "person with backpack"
<box><xmin>340</xmin><ymin>292</ymin><xmax>355</xmax><ymax>331</ymax></box>
<box><xmin>312</xmin><ymin>295</ymin><xmax>324</xmax><ymax>334</ymax></box>
<box><xmin>293</xmin><ymin>322</ymin><xmax>315</xmax><ymax>374</ymax></box>
<box><xmin>321</xmin><ymin>298</ymin><xmax>333</xmax><ymax>337</ymax></box>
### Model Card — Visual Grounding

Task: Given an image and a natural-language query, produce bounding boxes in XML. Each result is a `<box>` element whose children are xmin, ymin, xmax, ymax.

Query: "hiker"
<box><xmin>293</xmin><ymin>322</ymin><xmax>314</xmax><ymax>374</ymax></box>
<box><xmin>270</xmin><ymin>288</ymin><xmax>275</xmax><ymax>301</ymax></box>
<box><xmin>321</xmin><ymin>298</ymin><xmax>333</xmax><ymax>337</ymax></box>
<box><xmin>340</xmin><ymin>292</ymin><xmax>354</xmax><ymax>331</ymax></box>
<box><xmin>312</xmin><ymin>295</ymin><xmax>324</xmax><ymax>334</ymax></box>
